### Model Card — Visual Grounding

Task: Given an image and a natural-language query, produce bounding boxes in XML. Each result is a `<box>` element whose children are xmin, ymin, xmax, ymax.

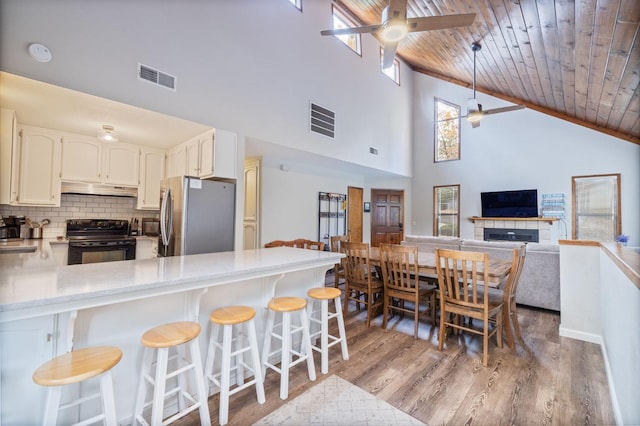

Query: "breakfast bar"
<box><xmin>0</xmin><ymin>247</ymin><xmax>343</xmax><ymax>425</ymax></box>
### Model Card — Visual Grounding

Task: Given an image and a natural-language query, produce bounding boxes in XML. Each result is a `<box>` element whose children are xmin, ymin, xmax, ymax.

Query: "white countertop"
<box><xmin>0</xmin><ymin>247</ymin><xmax>343</xmax><ymax>322</ymax></box>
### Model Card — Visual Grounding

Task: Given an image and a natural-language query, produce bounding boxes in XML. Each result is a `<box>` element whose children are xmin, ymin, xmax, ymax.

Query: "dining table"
<box><xmin>368</xmin><ymin>245</ymin><xmax>517</xmax><ymax>349</ymax></box>
<box><xmin>368</xmin><ymin>246</ymin><xmax>512</xmax><ymax>287</ymax></box>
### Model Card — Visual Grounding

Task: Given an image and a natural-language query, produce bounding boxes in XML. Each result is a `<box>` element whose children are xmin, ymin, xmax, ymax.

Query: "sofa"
<box><xmin>402</xmin><ymin>235</ymin><xmax>560</xmax><ymax>311</ymax></box>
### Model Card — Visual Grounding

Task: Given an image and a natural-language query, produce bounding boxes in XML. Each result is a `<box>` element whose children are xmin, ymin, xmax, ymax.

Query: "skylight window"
<box><xmin>330</xmin><ymin>5</ymin><xmax>361</xmax><ymax>55</ymax></box>
<box><xmin>380</xmin><ymin>48</ymin><xmax>400</xmax><ymax>85</ymax></box>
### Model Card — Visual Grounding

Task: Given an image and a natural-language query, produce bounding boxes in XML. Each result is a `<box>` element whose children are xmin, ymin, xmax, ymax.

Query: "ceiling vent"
<box><xmin>138</xmin><ymin>63</ymin><xmax>176</xmax><ymax>91</ymax></box>
<box><xmin>310</xmin><ymin>102</ymin><xmax>335</xmax><ymax>139</ymax></box>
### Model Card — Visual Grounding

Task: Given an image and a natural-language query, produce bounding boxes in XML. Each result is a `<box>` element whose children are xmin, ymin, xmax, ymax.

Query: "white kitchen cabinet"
<box><xmin>14</xmin><ymin>125</ymin><xmax>62</xmax><ymax>206</ymax></box>
<box><xmin>166</xmin><ymin>144</ymin><xmax>186</xmax><ymax>178</ymax></box>
<box><xmin>209</xmin><ymin>129</ymin><xmax>237</xmax><ymax>180</ymax></box>
<box><xmin>135</xmin><ymin>237</ymin><xmax>158</xmax><ymax>259</ymax></box>
<box><xmin>171</xmin><ymin>128</ymin><xmax>237</xmax><ymax>180</ymax></box>
<box><xmin>60</xmin><ymin>135</ymin><xmax>101</xmax><ymax>183</ymax></box>
<box><xmin>0</xmin><ymin>109</ymin><xmax>18</xmax><ymax>205</ymax></box>
<box><xmin>61</xmin><ymin>138</ymin><xmax>139</xmax><ymax>186</ymax></box>
<box><xmin>137</xmin><ymin>147</ymin><xmax>165</xmax><ymax>209</ymax></box>
<box><xmin>1</xmin><ymin>315</ymin><xmax>55</xmax><ymax>425</ymax></box>
<box><xmin>102</xmin><ymin>143</ymin><xmax>139</xmax><ymax>186</ymax></box>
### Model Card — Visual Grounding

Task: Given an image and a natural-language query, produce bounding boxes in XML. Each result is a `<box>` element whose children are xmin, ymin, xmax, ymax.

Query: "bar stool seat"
<box><xmin>133</xmin><ymin>321</ymin><xmax>210</xmax><ymax>426</ymax></box>
<box><xmin>307</xmin><ymin>287</ymin><xmax>349</xmax><ymax>374</ymax></box>
<box><xmin>33</xmin><ymin>346</ymin><xmax>122</xmax><ymax>426</ymax></box>
<box><xmin>204</xmin><ymin>306</ymin><xmax>265</xmax><ymax>425</ymax></box>
<box><xmin>262</xmin><ymin>296</ymin><xmax>316</xmax><ymax>400</ymax></box>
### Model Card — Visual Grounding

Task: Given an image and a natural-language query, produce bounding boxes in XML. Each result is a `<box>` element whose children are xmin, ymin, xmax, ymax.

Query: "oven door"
<box><xmin>67</xmin><ymin>239</ymin><xmax>136</xmax><ymax>265</ymax></box>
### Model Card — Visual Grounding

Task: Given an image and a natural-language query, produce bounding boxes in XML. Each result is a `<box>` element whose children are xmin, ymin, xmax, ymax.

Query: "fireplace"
<box><xmin>484</xmin><ymin>228</ymin><xmax>539</xmax><ymax>242</ymax></box>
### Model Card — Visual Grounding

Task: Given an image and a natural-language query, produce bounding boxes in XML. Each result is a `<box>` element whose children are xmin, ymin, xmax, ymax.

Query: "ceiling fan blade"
<box><xmin>388</xmin><ymin>0</ymin><xmax>408</xmax><ymax>19</ymax></box>
<box><xmin>382</xmin><ymin>43</ymin><xmax>399</xmax><ymax>69</ymax></box>
<box><xmin>407</xmin><ymin>13</ymin><xmax>476</xmax><ymax>32</ymax></box>
<box><xmin>320</xmin><ymin>24</ymin><xmax>382</xmax><ymax>37</ymax></box>
<box><xmin>482</xmin><ymin>105</ymin><xmax>525</xmax><ymax>115</ymax></box>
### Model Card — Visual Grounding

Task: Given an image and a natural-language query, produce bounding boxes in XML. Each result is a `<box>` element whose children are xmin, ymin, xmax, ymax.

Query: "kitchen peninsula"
<box><xmin>0</xmin><ymin>247</ymin><xmax>343</xmax><ymax>424</ymax></box>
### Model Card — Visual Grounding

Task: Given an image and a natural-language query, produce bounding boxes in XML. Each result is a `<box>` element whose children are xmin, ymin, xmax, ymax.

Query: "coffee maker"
<box><xmin>0</xmin><ymin>216</ymin><xmax>24</xmax><ymax>241</ymax></box>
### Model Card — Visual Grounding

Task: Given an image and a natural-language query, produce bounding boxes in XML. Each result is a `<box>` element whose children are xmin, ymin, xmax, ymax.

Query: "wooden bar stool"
<box><xmin>307</xmin><ymin>287</ymin><xmax>349</xmax><ymax>374</ymax></box>
<box><xmin>261</xmin><ymin>297</ymin><xmax>316</xmax><ymax>400</ymax></box>
<box><xmin>204</xmin><ymin>306</ymin><xmax>265</xmax><ymax>425</ymax></box>
<box><xmin>132</xmin><ymin>321</ymin><xmax>210</xmax><ymax>426</ymax></box>
<box><xmin>32</xmin><ymin>346</ymin><xmax>122</xmax><ymax>426</ymax></box>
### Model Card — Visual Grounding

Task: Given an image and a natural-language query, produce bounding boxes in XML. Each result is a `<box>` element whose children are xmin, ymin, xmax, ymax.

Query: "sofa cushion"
<box><xmin>460</xmin><ymin>239</ymin><xmax>525</xmax><ymax>261</ymax></box>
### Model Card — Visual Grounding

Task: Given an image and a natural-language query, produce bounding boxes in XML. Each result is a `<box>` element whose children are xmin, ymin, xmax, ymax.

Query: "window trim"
<box><xmin>571</xmin><ymin>173</ymin><xmax>621</xmax><ymax>241</ymax></box>
<box><xmin>380</xmin><ymin>48</ymin><xmax>400</xmax><ymax>85</ymax></box>
<box><xmin>330</xmin><ymin>4</ymin><xmax>362</xmax><ymax>56</ymax></box>
<box><xmin>434</xmin><ymin>98</ymin><xmax>461</xmax><ymax>163</ymax></box>
<box><xmin>433</xmin><ymin>184</ymin><xmax>460</xmax><ymax>237</ymax></box>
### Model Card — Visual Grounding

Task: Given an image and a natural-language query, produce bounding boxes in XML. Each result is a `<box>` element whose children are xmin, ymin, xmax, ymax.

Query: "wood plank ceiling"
<box><xmin>336</xmin><ymin>0</ymin><xmax>639</xmax><ymax>144</ymax></box>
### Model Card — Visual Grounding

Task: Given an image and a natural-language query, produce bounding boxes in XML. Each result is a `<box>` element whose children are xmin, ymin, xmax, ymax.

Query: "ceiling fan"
<box><xmin>320</xmin><ymin>0</ymin><xmax>476</xmax><ymax>69</ymax></box>
<box><xmin>464</xmin><ymin>41</ymin><xmax>525</xmax><ymax>128</ymax></box>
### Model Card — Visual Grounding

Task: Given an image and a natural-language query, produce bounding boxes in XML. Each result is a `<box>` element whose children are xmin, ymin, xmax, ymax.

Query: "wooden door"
<box><xmin>371</xmin><ymin>189</ymin><xmax>404</xmax><ymax>247</ymax></box>
<box><xmin>347</xmin><ymin>186</ymin><xmax>363</xmax><ymax>242</ymax></box>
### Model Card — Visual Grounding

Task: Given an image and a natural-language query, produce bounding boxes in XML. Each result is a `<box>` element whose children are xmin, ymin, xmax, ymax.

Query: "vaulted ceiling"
<box><xmin>336</xmin><ymin>0</ymin><xmax>639</xmax><ymax>144</ymax></box>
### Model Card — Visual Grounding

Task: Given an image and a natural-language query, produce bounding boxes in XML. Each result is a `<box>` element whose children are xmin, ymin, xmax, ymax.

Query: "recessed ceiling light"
<box><xmin>28</xmin><ymin>43</ymin><xmax>52</xmax><ymax>63</ymax></box>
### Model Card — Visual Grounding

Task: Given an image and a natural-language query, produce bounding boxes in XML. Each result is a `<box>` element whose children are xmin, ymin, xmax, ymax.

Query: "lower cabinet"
<box><xmin>136</xmin><ymin>238</ymin><xmax>159</xmax><ymax>259</ymax></box>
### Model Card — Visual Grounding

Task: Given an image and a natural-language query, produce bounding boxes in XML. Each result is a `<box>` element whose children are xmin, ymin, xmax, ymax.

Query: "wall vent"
<box><xmin>309</xmin><ymin>102</ymin><xmax>335</xmax><ymax>139</ymax></box>
<box><xmin>138</xmin><ymin>63</ymin><xmax>176</xmax><ymax>91</ymax></box>
<box><xmin>369</xmin><ymin>147</ymin><xmax>379</xmax><ymax>155</ymax></box>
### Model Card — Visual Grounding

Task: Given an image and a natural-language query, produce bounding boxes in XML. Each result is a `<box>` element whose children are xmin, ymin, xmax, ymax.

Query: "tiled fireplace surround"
<box><xmin>0</xmin><ymin>194</ymin><xmax>158</xmax><ymax>239</ymax></box>
<box><xmin>472</xmin><ymin>218</ymin><xmax>554</xmax><ymax>244</ymax></box>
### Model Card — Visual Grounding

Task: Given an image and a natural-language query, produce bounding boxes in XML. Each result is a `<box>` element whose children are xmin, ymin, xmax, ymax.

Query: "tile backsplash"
<box><xmin>0</xmin><ymin>194</ymin><xmax>158</xmax><ymax>239</ymax></box>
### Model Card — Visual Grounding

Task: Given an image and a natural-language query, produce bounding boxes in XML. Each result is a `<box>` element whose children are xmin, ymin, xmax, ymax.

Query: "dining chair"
<box><xmin>435</xmin><ymin>248</ymin><xmax>504</xmax><ymax>367</ymax></box>
<box><xmin>306</xmin><ymin>241</ymin><xmax>325</xmax><ymax>251</ymax></box>
<box><xmin>379</xmin><ymin>243</ymin><xmax>436</xmax><ymax>339</ymax></box>
<box><xmin>341</xmin><ymin>241</ymin><xmax>384</xmax><ymax>327</ymax></box>
<box><xmin>264</xmin><ymin>240</ymin><xmax>286</xmax><ymax>248</ymax></box>
<box><xmin>471</xmin><ymin>245</ymin><xmax>526</xmax><ymax>349</ymax></box>
<box><xmin>330</xmin><ymin>235</ymin><xmax>350</xmax><ymax>288</ymax></box>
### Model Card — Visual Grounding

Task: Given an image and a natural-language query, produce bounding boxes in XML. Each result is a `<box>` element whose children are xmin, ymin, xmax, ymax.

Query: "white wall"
<box><xmin>0</xmin><ymin>0</ymin><xmax>413</xmax><ymax>177</ymax></box>
<box><xmin>411</xmin><ymin>74</ymin><xmax>640</xmax><ymax>243</ymax></box>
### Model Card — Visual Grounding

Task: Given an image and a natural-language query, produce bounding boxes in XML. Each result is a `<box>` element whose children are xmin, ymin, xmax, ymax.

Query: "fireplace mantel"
<box><xmin>468</xmin><ymin>217</ymin><xmax>559</xmax><ymax>243</ymax></box>
<box><xmin>469</xmin><ymin>217</ymin><xmax>559</xmax><ymax>225</ymax></box>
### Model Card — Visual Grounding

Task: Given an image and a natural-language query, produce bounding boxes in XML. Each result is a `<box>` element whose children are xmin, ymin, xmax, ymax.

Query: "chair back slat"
<box><xmin>341</xmin><ymin>241</ymin><xmax>371</xmax><ymax>287</ymax></box>
<box><xmin>380</xmin><ymin>243</ymin><xmax>419</xmax><ymax>293</ymax></box>
<box><xmin>436</xmin><ymin>248</ymin><xmax>489</xmax><ymax>311</ymax></box>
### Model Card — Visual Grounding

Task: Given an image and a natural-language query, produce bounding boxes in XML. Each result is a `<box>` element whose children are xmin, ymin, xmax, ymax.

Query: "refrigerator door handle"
<box><xmin>160</xmin><ymin>188</ymin><xmax>172</xmax><ymax>247</ymax></box>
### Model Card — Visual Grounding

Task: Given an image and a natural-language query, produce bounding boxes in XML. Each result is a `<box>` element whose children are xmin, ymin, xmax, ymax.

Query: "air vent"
<box><xmin>138</xmin><ymin>63</ymin><xmax>176</xmax><ymax>91</ymax></box>
<box><xmin>310</xmin><ymin>102</ymin><xmax>335</xmax><ymax>139</ymax></box>
<box><xmin>369</xmin><ymin>147</ymin><xmax>379</xmax><ymax>155</ymax></box>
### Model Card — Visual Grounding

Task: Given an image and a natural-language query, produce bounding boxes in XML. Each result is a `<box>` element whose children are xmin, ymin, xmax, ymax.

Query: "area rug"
<box><xmin>252</xmin><ymin>374</ymin><xmax>427</xmax><ymax>425</ymax></box>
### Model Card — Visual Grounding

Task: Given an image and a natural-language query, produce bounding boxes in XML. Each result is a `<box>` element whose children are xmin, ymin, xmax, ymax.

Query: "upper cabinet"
<box><xmin>61</xmin><ymin>138</ymin><xmax>139</xmax><ymax>187</ymax></box>
<box><xmin>14</xmin><ymin>125</ymin><xmax>62</xmax><ymax>206</ymax></box>
<box><xmin>167</xmin><ymin>129</ymin><xmax>237</xmax><ymax>180</ymax></box>
<box><xmin>137</xmin><ymin>147</ymin><xmax>165</xmax><ymax>210</ymax></box>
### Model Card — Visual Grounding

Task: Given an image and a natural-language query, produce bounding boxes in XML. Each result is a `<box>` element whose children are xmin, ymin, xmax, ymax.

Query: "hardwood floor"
<box><xmin>175</xmin><ymin>274</ymin><xmax>615</xmax><ymax>425</ymax></box>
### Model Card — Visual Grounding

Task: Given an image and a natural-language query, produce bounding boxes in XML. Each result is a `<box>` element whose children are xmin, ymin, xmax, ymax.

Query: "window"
<box><xmin>330</xmin><ymin>5</ymin><xmax>361</xmax><ymax>55</ymax></box>
<box><xmin>288</xmin><ymin>0</ymin><xmax>302</xmax><ymax>11</ymax></box>
<box><xmin>572</xmin><ymin>174</ymin><xmax>621</xmax><ymax>241</ymax></box>
<box><xmin>434</xmin><ymin>98</ymin><xmax>461</xmax><ymax>162</ymax></box>
<box><xmin>434</xmin><ymin>185</ymin><xmax>460</xmax><ymax>237</ymax></box>
<box><xmin>380</xmin><ymin>48</ymin><xmax>400</xmax><ymax>84</ymax></box>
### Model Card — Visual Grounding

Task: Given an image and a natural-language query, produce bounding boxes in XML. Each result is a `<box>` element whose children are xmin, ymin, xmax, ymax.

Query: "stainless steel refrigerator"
<box><xmin>158</xmin><ymin>176</ymin><xmax>235</xmax><ymax>257</ymax></box>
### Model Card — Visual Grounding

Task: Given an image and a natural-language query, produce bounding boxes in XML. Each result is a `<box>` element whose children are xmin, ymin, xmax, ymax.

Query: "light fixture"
<box><xmin>97</xmin><ymin>125</ymin><xmax>119</xmax><ymax>142</ymax></box>
<box><xmin>379</xmin><ymin>20</ymin><xmax>409</xmax><ymax>43</ymax></box>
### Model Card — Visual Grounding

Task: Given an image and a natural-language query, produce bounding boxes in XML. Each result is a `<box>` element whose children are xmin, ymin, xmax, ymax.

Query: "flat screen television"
<box><xmin>481</xmin><ymin>189</ymin><xmax>538</xmax><ymax>218</ymax></box>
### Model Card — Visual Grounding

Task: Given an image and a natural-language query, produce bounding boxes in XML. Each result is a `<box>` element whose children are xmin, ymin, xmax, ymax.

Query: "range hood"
<box><xmin>61</xmin><ymin>182</ymin><xmax>138</xmax><ymax>197</ymax></box>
